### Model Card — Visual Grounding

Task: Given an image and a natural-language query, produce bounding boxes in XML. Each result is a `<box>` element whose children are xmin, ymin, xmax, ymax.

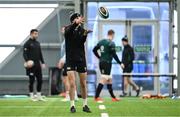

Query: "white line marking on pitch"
<box><xmin>98</xmin><ymin>99</ymin><xmax>109</xmax><ymax>117</ymax></box>
<box><xmin>99</xmin><ymin>105</ymin><xmax>106</xmax><ymax>110</ymax></box>
<box><xmin>101</xmin><ymin>113</ymin><xmax>109</xmax><ymax>117</ymax></box>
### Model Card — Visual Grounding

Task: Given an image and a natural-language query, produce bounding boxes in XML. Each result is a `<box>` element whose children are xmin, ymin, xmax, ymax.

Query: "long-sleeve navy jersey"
<box><xmin>122</xmin><ymin>44</ymin><xmax>135</xmax><ymax>67</ymax></box>
<box><xmin>64</xmin><ymin>23</ymin><xmax>87</xmax><ymax>62</ymax></box>
<box><xmin>23</xmin><ymin>38</ymin><xmax>45</xmax><ymax>64</ymax></box>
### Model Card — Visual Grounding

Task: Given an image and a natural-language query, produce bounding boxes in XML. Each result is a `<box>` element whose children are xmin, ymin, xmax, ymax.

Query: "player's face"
<box><xmin>31</xmin><ymin>31</ymin><xmax>38</xmax><ymax>39</ymax></box>
<box><xmin>109</xmin><ymin>34</ymin><xmax>114</xmax><ymax>40</ymax></box>
<box><xmin>122</xmin><ymin>41</ymin><xmax>128</xmax><ymax>46</ymax></box>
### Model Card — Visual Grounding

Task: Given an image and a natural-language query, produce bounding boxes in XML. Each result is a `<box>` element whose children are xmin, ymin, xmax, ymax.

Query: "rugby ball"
<box><xmin>98</xmin><ymin>6</ymin><xmax>109</xmax><ymax>19</ymax></box>
<box><xmin>24</xmin><ymin>60</ymin><xmax>34</xmax><ymax>68</ymax></box>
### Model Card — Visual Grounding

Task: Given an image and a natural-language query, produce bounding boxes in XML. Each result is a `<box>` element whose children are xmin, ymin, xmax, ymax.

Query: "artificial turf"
<box><xmin>0</xmin><ymin>97</ymin><xmax>179</xmax><ymax>117</ymax></box>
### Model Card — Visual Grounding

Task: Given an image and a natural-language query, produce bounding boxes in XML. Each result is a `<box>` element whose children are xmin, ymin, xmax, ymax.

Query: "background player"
<box><xmin>120</xmin><ymin>36</ymin><xmax>141</xmax><ymax>97</ymax></box>
<box><xmin>23</xmin><ymin>29</ymin><xmax>46</xmax><ymax>101</ymax></box>
<box><xmin>93</xmin><ymin>29</ymin><xmax>123</xmax><ymax>102</ymax></box>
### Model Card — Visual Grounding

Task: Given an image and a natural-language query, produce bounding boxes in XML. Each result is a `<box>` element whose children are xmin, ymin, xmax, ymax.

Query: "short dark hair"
<box><xmin>122</xmin><ymin>36</ymin><xmax>128</xmax><ymax>42</ymax></box>
<box><xmin>107</xmin><ymin>29</ymin><xmax>115</xmax><ymax>35</ymax></box>
<box><xmin>30</xmin><ymin>29</ymin><xmax>38</xmax><ymax>34</ymax></box>
<box><xmin>70</xmin><ymin>13</ymin><xmax>81</xmax><ymax>23</ymax></box>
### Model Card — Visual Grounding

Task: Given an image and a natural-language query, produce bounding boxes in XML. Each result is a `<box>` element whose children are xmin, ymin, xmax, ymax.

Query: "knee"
<box><xmin>29</xmin><ymin>82</ymin><xmax>33</xmax><ymax>87</ymax></box>
<box><xmin>124</xmin><ymin>80</ymin><xmax>128</xmax><ymax>85</ymax></box>
<box><xmin>65</xmin><ymin>81</ymin><xmax>70</xmax><ymax>87</ymax></box>
<box><xmin>29</xmin><ymin>78</ymin><xmax>34</xmax><ymax>85</ymax></box>
<box><xmin>99</xmin><ymin>78</ymin><xmax>106</xmax><ymax>84</ymax></box>
<box><xmin>69</xmin><ymin>81</ymin><xmax>75</xmax><ymax>88</ymax></box>
<box><xmin>124</xmin><ymin>78</ymin><xmax>129</xmax><ymax>83</ymax></box>
<box><xmin>80</xmin><ymin>81</ymin><xmax>86</xmax><ymax>89</ymax></box>
<box><xmin>37</xmin><ymin>79</ymin><xmax>43</xmax><ymax>85</ymax></box>
<box><xmin>127</xmin><ymin>79</ymin><xmax>131</xmax><ymax>84</ymax></box>
<box><xmin>29</xmin><ymin>80</ymin><xmax>34</xmax><ymax>85</ymax></box>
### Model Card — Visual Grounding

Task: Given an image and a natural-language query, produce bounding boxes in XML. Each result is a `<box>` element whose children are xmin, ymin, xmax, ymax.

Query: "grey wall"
<box><xmin>0</xmin><ymin>7</ymin><xmax>74</xmax><ymax>95</ymax></box>
<box><xmin>0</xmin><ymin>8</ymin><xmax>73</xmax><ymax>75</ymax></box>
<box><xmin>0</xmin><ymin>78</ymin><xmax>49</xmax><ymax>95</ymax></box>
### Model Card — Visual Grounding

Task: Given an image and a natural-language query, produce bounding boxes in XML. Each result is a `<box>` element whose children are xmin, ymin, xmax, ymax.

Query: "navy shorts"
<box><xmin>66</xmin><ymin>60</ymin><xmax>87</xmax><ymax>73</ymax></box>
<box><xmin>99</xmin><ymin>61</ymin><xmax>112</xmax><ymax>75</ymax></box>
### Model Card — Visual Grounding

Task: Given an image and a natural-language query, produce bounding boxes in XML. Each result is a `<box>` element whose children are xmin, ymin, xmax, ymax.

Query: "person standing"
<box><xmin>64</xmin><ymin>13</ymin><xmax>92</xmax><ymax>113</ymax></box>
<box><xmin>120</xmin><ymin>36</ymin><xmax>140</xmax><ymax>97</ymax></box>
<box><xmin>23</xmin><ymin>29</ymin><xmax>46</xmax><ymax>101</ymax></box>
<box><xmin>93</xmin><ymin>29</ymin><xmax>123</xmax><ymax>102</ymax></box>
<box><xmin>58</xmin><ymin>26</ymin><xmax>79</xmax><ymax>102</ymax></box>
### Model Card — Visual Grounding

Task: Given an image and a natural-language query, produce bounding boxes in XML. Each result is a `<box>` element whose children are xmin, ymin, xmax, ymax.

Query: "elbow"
<box><xmin>112</xmin><ymin>53</ymin><xmax>117</xmax><ymax>57</ymax></box>
<box><xmin>93</xmin><ymin>46</ymin><xmax>98</xmax><ymax>53</ymax></box>
<box><xmin>92</xmin><ymin>48</ymin><xmax>96</xmax><ymax>53</ymax></box>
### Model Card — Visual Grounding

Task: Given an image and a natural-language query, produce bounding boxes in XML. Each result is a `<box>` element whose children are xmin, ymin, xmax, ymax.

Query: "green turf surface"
<box><xmin>0</xmin><ymin>97</ymin><xmax>179</xmax><ymax>117</ymax></box>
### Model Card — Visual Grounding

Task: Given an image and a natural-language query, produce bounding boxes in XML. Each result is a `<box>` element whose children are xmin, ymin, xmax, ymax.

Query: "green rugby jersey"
<box><xmin>98</xmin><ymin>39</ymin><xmax>115</xmax><ymax>62</ymax></box>
<box><xmin>94</xmin><ymin>39</ymin><xmax>117</xmax><ymax>63</ymax></box>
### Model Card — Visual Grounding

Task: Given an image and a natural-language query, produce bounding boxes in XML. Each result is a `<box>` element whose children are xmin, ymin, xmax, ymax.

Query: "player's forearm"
<box><xmin>23</xmin><ymin>52</ymin><xmax>29</xmax><ymax>61</ymax></box>
<box><xmin>23</xmin><ymin>47</ymin><xmax>29</xmax><ymax>61</ymax></box>
<box><xmin>113</xmin><ymin>53</ymin><xmax>121</xmax><ymax>64</ymax></box>
<box><xmin>94</xmin><ymin>52</ymin><xmax>100</xmax><ymax>59</ymax></box>
<box><xmin>93</xmin><ymin>47</ymin><xmax>100</xmax><ymax>58</ymax></box>
<box><xmin>93</xmin><ymin>51</ymin><xmax>100</xmax><ymax>58</ymax></box>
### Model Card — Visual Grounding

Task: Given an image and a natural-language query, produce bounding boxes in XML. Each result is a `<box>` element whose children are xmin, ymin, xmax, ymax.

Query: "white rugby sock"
<box><xmin>83</xmin><ymin>98</ymin><xmax>87</xmax><ymax>107</ymax></box>
<box><xmin>70</xmin><ymin>100</ymin><xmax>75</xmax><ymax>107</ymax></box>
<box><xmin>29</xmin><ymin>92</ymin><xmax>34</xmax><ymax>98</ymax></box>
<box><xmin>75</xmin><ymin>90</ymin><xmax>79</xmax><ymax>100</ymax></box>
<box><xmin>37</xmin><ymin>92</ymin><xmax>41</xmax><ymax>97</ymax></box>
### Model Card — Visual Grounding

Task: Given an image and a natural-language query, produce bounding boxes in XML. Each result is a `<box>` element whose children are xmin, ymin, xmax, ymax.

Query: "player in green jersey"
<box><xmin>93</xmin><ymin>29</ymin><xmax>124</xmax><ymax>102</ymax></box>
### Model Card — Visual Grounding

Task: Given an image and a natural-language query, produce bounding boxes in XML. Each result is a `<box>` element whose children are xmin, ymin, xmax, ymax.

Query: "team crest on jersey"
<box><xmin>29</xmin><ymin>73</ymin><xmax>34</xmax><ymax>76</ymax></box>
<box><xmin>100</xmin><ymin>46</ymin><xmax>104</xmax><ymax>52</ymax></box>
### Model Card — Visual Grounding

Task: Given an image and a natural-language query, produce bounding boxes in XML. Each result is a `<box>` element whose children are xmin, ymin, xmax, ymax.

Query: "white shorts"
<box><xmin>101</xmin><ymin>74</ymin><xmax>112</xmax><ymax>80</ymax></box>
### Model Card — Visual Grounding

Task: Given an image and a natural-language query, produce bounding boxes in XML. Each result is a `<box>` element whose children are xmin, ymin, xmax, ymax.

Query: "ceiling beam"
<box><xmin>0</xmin><ymin>0</ymin><xmax>172</xmax><ymax>4</ymax></box>
<box><xmin>83</xmin><ymin>0</ymin><xmax>171</xmax><ymax>2</ymax></box>
<box><xmin>0</xmin><ymin>0</ymin><xmax>74</xmax><ymax>4</ymax></box>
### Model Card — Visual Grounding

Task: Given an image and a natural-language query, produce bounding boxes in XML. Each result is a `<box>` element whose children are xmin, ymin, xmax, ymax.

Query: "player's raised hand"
<box><xmin>74</xmin><ymin>16</ymin><xmax>85</xmax><ymax>24</ymax></box>
<box><xmin>80</xmin><ymin>16</ymin><xmax>85</xmax><ymax>24</ymax></box>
